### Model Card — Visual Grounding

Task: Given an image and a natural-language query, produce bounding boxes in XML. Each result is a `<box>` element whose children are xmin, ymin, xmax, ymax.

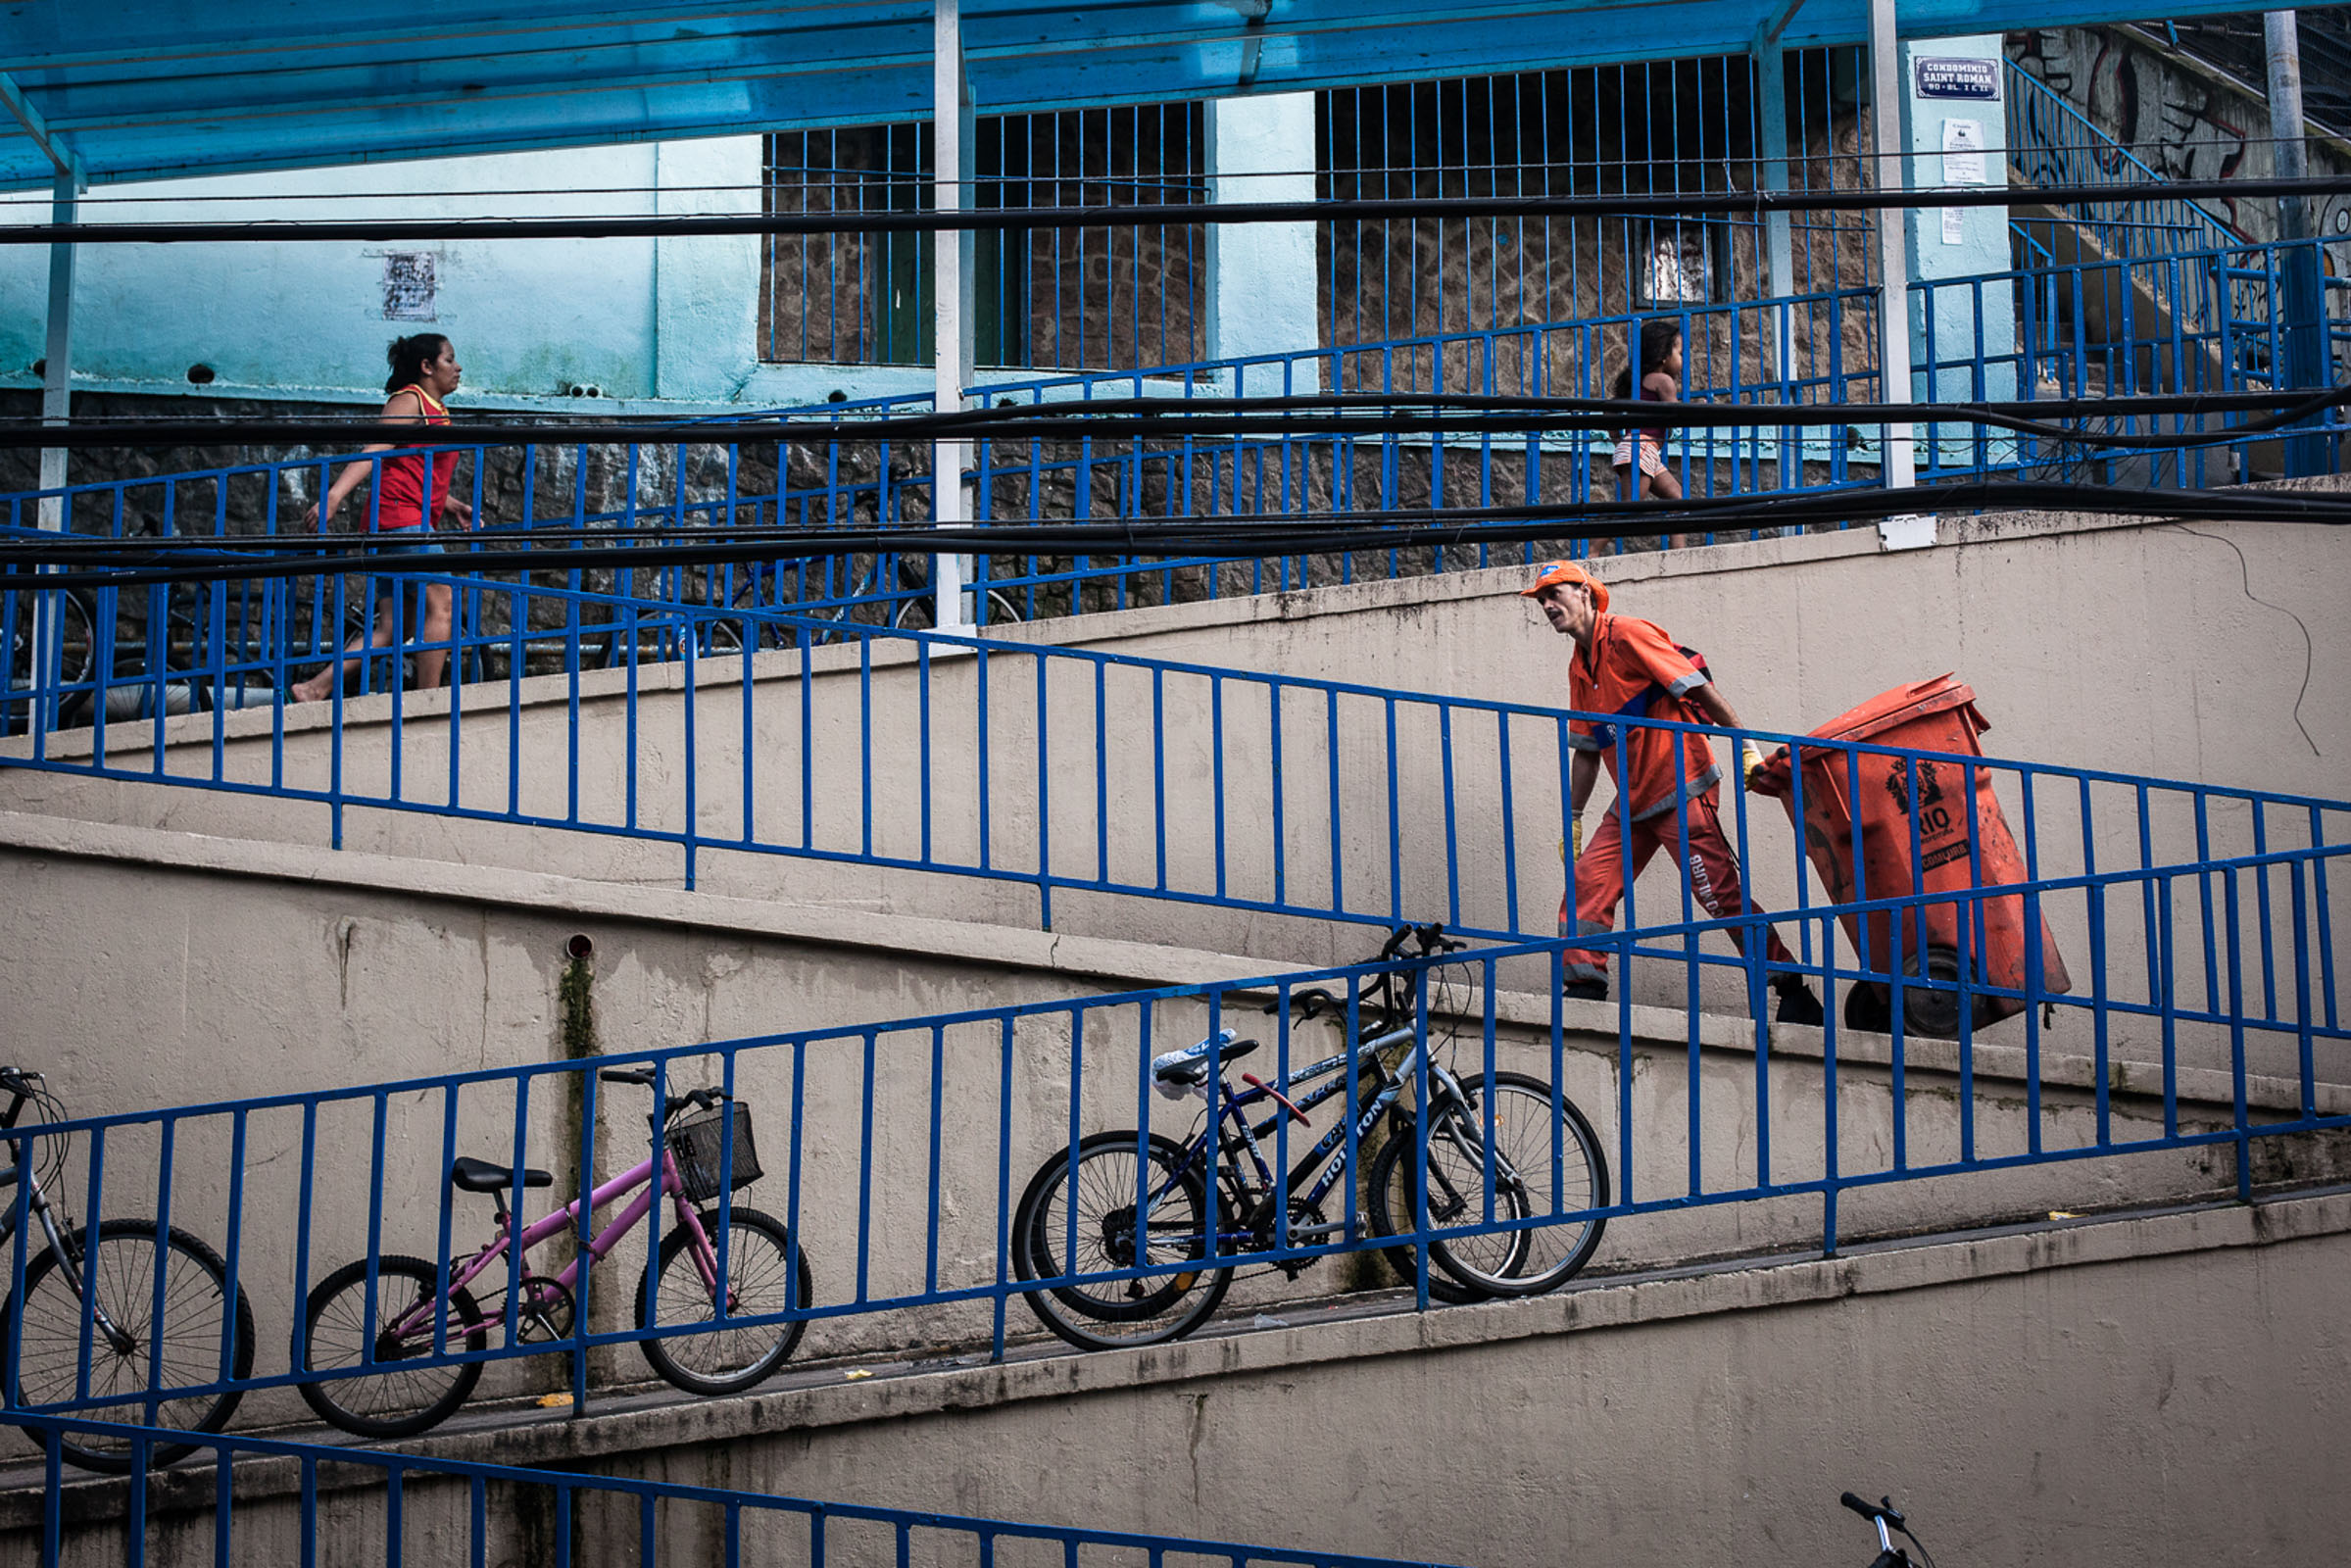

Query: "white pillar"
<box><xmin>38</xmin><ymin>172</ymin><xmax>73</xmax><ymax>528</ymax></box>
<box><xmin>930</xmin><ymin>0</ymin><xmax>978</xmax><ymax>631</ymax></box>
<box><xmin>1868</xmin><ymin>0</ymin><xmax>1916</xmax><ymax>490</ymax></box>
<box><xmin>2266</xmin><ymin>10</ymin><xmax>2328</xmax><ymax>474</ymax></box>
<box><xmin>1203</xmin><ymin>94</ymin><xmax>1322</xmax><ymax>396</ymax></box>
<box><xmin>33</xmin><ymin>173</ymin><xmax>74</xmax><ymax>726</ymax></box>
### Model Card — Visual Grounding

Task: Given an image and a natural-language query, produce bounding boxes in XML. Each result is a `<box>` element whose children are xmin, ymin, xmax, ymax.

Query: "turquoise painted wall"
<box><xmin>1900</xmin><ymin>34</ymin><xmax>2020</xmax><ymax>463</ymax></box>
<box><xmin>0</xmin><ymin>141</ymin><xmax>762</xmax><ymax>412</ymax></box>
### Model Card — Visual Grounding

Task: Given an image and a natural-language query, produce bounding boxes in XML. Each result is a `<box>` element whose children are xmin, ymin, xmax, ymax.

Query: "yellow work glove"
<box><xmin>1740</xmin><ymin>740</ymin><xmax>1772</xmax><ymax>791</ymax></box>
<box><xmin>1567</xmin><ymin>814</ymin><xmax>1586</xmax><ymax>859</ymax></box>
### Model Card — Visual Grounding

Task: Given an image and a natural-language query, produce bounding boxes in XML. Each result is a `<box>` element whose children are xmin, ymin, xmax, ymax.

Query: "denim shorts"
<box><xmin>369</xmin><ymin>531</ymin><xmax>444</xmax><ymax>564</ymax></box>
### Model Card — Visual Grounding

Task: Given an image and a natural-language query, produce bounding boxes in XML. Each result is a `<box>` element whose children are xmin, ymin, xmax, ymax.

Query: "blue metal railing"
<box><xmin>9</xmin><ymin>1413</ymin><xmax>1449</xmax><ymax>1568</ymax></box>
<box><xmin>762</xmin><ymin>106</ymin><xmax>1211</xmax><ymax>371</ymax></box>
<box><xmin>2</xmin><ymin>800</ymin><xmax>2344</xmax><ymax>1438</ymax></box>
<box><xmin>1</xmin><ymin>289</ymin><xmax>1889</xmax><ymax>727</ymax></box>
<box><xmin>2</xmin><ymin>243</ymin><xmax>2339</xmax><ymax>718</ymax></box>
<box><xmin>1911</xmin><ymin>234</ymin><xmax>2351</xmax><ymax>483</ymax></box>
<box><xmin>8</xmin><ymin>592</ymin><xmax>2348</xmax><ymax>960</ymax></box>
<box><xmin>2004</xmin><ymin>59</ymin><xmax>2242</xmax><ymax>266</ymax></box>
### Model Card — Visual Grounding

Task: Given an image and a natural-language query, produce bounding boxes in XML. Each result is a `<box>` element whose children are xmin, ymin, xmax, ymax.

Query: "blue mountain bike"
<box><xmin>1010</xmin><ymin>925</ymin><xmax>1610</xmax><ymax>1350</ymax></box>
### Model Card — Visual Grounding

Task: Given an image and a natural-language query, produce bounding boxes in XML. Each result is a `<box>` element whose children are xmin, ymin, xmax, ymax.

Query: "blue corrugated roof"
<box><xmin>0</xmin><ymin>0</ymin><xmax>2280</xmax><ymax>191</ymax></box>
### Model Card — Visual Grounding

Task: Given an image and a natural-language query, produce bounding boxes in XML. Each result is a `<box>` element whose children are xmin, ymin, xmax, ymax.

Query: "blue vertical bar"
<box><xmin>1268</xmin><ymin>679</ymin><xmax>1287</xmax><ymax>908</ymax></box>
<box><xmin>2226</xmin><ymin>869</ymin><xmax>2251</xmax><ymax>1200</ymax></box>
<box><xmin>1036</xmin><ymin>653</ymin><xmax>1053</xmax><ymax>926</ymax></box>
<box><xmin>992</xmin><ymin>1015</ymin><xmax>1015</xmax><ymax>1361</ymax></box>
<box><xmin>1326</xmin><ymin>688</ymin><xmax>1346</xmax><ymax>917</ymax></box>
<box><xmin>1211</xmin><ymin>677</ymin><xmax>1228</xmax><ymax>900</ymax></box>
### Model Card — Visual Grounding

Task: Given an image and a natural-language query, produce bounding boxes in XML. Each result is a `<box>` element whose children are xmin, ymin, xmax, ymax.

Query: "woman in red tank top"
<box><xmin>292</xmin><ymin>335</ymin><xmax>476</xmax><ymax>703</ymax></box>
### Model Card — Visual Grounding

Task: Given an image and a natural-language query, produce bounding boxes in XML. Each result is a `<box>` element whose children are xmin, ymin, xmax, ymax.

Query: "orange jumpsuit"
<box><xmin>1559</xmin><ymin>612</ymin><xmax>1799</xmax><ymax>988</ymax></box>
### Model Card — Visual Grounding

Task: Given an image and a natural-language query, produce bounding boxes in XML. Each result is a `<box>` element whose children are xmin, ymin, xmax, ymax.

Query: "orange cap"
<box><xmin>1520</xmin><ymin>560</ymin><xmax>1609</xmax><ymax>613</ymax></box>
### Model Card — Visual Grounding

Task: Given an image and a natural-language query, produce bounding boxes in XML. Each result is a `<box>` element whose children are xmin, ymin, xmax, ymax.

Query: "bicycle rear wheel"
<box><xmin>638</xmin><ymin>1206</ymin><xmax>811</xmax><ymax>1396</ymax></box>
<box><xmin>1011</xmin><ymin>1131</ymin><xmax>1230</xmax><ymax>1350</ymax></box>
<box><xmin>5</xmin><ymin>1219</ymin><xmax>256</xmax><ymax>1473</ymax></box>
<box><xmin>1370</xmin><ymin>1072</ymin><xmax>1609</xmax><ymax>1298</ymax></box>
<box><xmin>296</xmin><ymin>1254</ymin><xmax>485</xmax><ymax>1439</ymax></box>
<box><xmin>5</xmin><ymin>585</ymin><xmax>98</xmax><ymax>734</ymax></box>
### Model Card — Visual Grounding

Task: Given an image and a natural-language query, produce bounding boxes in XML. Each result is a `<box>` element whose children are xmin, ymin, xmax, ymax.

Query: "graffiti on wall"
<box><xmin>2010</xmin><ymin>27</ymin><xmax>2350</xmax><ymax>377</ymax></box>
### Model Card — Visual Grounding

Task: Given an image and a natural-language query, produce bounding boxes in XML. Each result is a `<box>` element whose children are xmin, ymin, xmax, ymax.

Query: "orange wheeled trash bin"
<box><xmin>1750</xmin><ymin>674</ymin><xmax>2071</xmax><ymax>1037</ymax></box>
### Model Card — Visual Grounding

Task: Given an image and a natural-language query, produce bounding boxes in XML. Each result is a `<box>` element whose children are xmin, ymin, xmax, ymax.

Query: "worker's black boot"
<box><xmin>1772</xmin><ymin>975</ymin><xmax>1825</xmax><ymax>1026</ymax></box>
<box><xmin>1563</xmin><ymin>979</ymin><xmax>1608</xmax><ymax>1004</ymax></box>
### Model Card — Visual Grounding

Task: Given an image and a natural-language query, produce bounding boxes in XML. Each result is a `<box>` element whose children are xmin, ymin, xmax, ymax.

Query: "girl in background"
<box><xmin>1610</xmin><ymin>318</ymin><xmax>1685</xmax><ymax>507</ymax></box>
<box><xmin>291</xmin><ymin>334</ymin><xmax>474</xmax><ymax>703</ymax></box>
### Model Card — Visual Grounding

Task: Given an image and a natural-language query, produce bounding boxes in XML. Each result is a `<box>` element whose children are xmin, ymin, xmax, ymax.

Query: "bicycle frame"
<box><xmin>367</xmin><ymin>1141</ymin><xmax>733</xmax><ymax>1354</ymax></box>
<box><xmin>1</xmin><ymin>1097</ymin><xmax>142</xmax><ymax>1364</ymax></box>
<box><xmin>1167</xmin><ymin>1018</ymin><xmax>1465</xmax><ymax>1254</ymax></box>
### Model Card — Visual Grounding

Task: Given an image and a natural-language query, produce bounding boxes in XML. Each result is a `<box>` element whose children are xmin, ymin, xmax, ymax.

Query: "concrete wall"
<box><xmin>2010</xmin><ymin>26</ymin><xmax>2351</xmax><ymax>266</ymax></box>
<box><xmin>7</xmin><ymin>501</ymin><xmax>2345</xmax><ymax>1065</ymax></box>
<box><xmin>16</xmin><ymin>1192</ymin><xmax>2351</xmax><ymax>1567</ymax></box>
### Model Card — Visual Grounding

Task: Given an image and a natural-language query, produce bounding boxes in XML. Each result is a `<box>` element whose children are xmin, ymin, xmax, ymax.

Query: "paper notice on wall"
<box><xmin>1941</xmin><ymin>207</ymin><xmax>1966</xmax><ymax>246</ymax></box>
<box><xmin>1940</xmin><ymin>119</ymin><xmax>1988</xmax><ymax>185</ymax></box>
<box><xmin>380</xmin><ymin>252</ymin><xmax>438</xmax><ymax>320</ymax></box>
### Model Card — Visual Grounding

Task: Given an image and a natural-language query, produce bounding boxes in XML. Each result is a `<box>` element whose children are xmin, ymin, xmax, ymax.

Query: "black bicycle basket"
<box><xmin>665</xmin><ymin>1102</ymin><xmax>761</xmax><ymax>1203</ymax></box>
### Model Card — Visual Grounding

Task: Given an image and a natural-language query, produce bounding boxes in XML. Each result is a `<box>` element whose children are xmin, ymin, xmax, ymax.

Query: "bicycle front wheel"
<box><xmin>297</xmin><ymin>1254</ymin><xmax>486</xmax><ymax>1439</ymax></box>
<box><xmin>1374</xmin><ymin>1072</ymin><xmax>1610</xmax><ymax>1298</ymax></box>
<box><xmin>1011</xmin><ymin>1131</ymin><xmax>1231</xmax><ymax>1351</ymax></box>
<box><xmin>1364</xmin><ymin>1134</ymin><xmax>1490</xmax><ymax>1304</ymax></box>
<box><xmin>638</xmin><ymin>1206</ymin><xmax>812</xmax><ymax>1396</ymax></box>
<box><xmin>6</xmin><ymin>1219</ymin><xmax>256</xmax><ymax>1473</ymax></box>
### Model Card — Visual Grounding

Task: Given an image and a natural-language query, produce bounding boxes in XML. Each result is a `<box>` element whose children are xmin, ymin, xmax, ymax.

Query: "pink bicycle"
<box><xmin>295</xmin><ymin>1067</ymin><xmax>812</xmax><ymax>1439</ymax></box>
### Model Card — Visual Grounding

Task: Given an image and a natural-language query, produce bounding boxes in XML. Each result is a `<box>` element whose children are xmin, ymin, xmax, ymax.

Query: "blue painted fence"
<box><xmin>3</xmin><ymin>596</ymin><xmax>2347</xmax><ymax>980</ymax></box>
<box><xmin>6</xmin><ymin>238</ymin><xmax>2340</xmax><ymax>707</ymax></box>
<box><xmin>9</xmin><ymin>1412</ymin><xmax>1452</xmax><ymax>1568</ymax></box>
<box><xmin>1</xmin><ymin>840</ymin><xmax>2345</xmax><ymax>1453</ymax></box>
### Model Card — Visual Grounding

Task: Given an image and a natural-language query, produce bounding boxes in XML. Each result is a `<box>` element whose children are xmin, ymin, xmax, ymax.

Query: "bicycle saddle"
<box><xmin>1151</xmin><ymin>1030</ymin><xmax>1257</xmax><ymax>1096</ymax></box>
<box><xmin>449</xmin><ymin>1155</ymin><xmax>555</xmax><ymax>1194</ymax></box>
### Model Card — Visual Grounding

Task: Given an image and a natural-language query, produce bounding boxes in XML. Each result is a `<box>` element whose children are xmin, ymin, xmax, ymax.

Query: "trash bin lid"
<box><xmin>1804</xmin><ymin>674</ymin><xmax>1983</xmax><ymax>746</ymax></box>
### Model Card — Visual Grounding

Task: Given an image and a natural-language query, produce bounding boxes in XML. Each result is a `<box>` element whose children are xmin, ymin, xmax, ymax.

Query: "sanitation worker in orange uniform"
<box><xmin>1523</xmin><ymin>561</ymin><xmax>1824</xmax><ymax>1025</ymax></box>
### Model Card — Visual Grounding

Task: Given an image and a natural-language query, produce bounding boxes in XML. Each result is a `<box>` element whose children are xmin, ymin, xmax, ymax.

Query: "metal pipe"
<box><xmin>1868</xmin><ymin>0</ymin><xmax>1915</xmax><ymax>490</ymax></box>
<box><xmin>932</xmin><ymin>0</ymin><xmax>976</xmax><ymax>630</ymax></box>
<box><xmin>2266</xmin><ymin>11</ymin><xmax>2330</xmax><ymax>476</ymax></box>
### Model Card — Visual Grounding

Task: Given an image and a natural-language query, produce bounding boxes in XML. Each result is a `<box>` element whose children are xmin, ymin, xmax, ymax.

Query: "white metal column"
<box><xmin>33</xmin><ymin>172</ymin><xmax>77</xmax><ymax>727</ymax></box>
<box><xmin>1868</xmin><ymin>0</ymin><xmax>1916</xmax><ymax>490</ymax></box>
<box><xmin>39</xmin><ymin>172</ymin><xmax>73</xmax><ymax>527</ymax></box>
<box><xmin>931</xmin><ymin>0</ymin><xmax>978</xmax><ymax>631</ymax></box>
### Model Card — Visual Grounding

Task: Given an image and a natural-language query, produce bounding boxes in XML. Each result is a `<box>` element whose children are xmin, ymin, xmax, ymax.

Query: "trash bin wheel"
<box><xmin>1840</xmin><ymin>947</ymin><xmax>1973</xmax><ymax>1038</ymax></box>
<box><xmin>1901</xmin><ymin>946</ymin><xmax>1966</xmax><ymax>1040</ymax></box>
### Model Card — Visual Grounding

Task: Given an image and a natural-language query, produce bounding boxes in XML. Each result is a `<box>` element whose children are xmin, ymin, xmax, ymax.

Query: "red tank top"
<box><xmin>1641</xmin><ymin>380</ymin><xmax>1672</xmax><ymax>450</ymax></box>
<box><xmin>371</xmin><ymin>386</ymin><xmax>456</xmax><ymax>531</ymax></box>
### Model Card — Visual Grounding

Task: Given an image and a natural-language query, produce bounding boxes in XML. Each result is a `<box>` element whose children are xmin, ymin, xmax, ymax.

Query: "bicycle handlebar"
<box><xmin>0</xmin><ymin>1066</ymin><xmax>42</xmax><ymax>1132</ymax></box>
<box><xmin>597</xmin><ymin>1067</ymin><xmax>727</xmax><ymax>1120</ymax></box>
<box><xmin>1841</xmin><ymin>1494</ymin><xmax>1905</xmax><ymax>1529</ymax></box>
<box><xmin>1262</xmin><ymin>986</ymin><xmax>1339</xmax><ymax>1020</ymax></box>
<box><xmin>1377</xmin><ymin>923</ymin><xmax>1465</xmax><ymax>962</ymax></box>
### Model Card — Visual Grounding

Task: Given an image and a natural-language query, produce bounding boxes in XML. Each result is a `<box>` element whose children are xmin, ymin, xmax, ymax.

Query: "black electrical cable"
<box><xmin>8</xmin><ymin>482</ymin><xmax>2350</xmax><ymax>593</ymax></box>
<box><xmin>2</xmin><ymin>385</ymin><xmax>2342</xmax><ymax>451</ymax></box>
<box><xmin>6</xmin><ymin>175</ymin><xmax>2351</xmax><ymax>245</ymax></box>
